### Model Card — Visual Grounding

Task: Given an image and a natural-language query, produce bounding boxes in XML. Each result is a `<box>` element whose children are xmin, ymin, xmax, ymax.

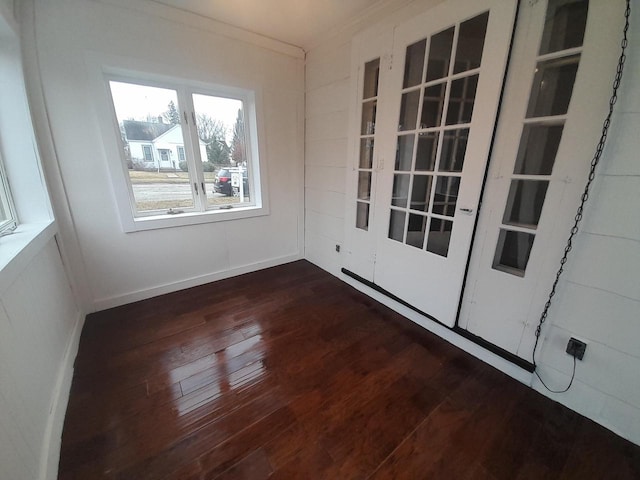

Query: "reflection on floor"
<box><xmin>59</xmin><ymin>260</ymin><xmax>640</xmax><ymax>479</ymax></box>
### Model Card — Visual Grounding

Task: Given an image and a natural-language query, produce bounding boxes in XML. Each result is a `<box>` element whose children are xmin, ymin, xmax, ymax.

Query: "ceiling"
<box><xmin>150</xmin><ymin>0</ymin><xmax>384</xmax><ymax>49</ymax></box>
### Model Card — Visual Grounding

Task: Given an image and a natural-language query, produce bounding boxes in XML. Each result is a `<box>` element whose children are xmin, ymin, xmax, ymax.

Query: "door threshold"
<box><xmin>341</xmin><ymin>267</ymin><xmax>535</xmax><ymax>373</ymax></box>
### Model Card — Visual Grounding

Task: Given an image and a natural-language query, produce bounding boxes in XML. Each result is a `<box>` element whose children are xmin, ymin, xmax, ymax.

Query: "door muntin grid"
<box><xmin>387</xmin><ymin>11</ymin><xmax>489</xmax><ymax>256</ymax></box>
<box><xmin>493</xmin><ymin>0</ymin><xmax>589</xmax><ymax>275</ymax></box>
<box><xmin>356</xmin><ymin>58</ymin><xmax>381</xmax><ymax>231</ymax></box>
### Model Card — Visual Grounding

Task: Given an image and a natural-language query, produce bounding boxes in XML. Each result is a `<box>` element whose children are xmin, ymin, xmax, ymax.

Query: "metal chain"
<box><xmin>532</xmin><ymin>0</ymin><xmax>631</xmax><ymax>376</ymax></box>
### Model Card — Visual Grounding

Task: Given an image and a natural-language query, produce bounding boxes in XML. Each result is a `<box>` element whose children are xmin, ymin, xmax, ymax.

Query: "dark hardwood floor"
<box><xmin>59</xmin><ymin>260</ymin><xmax>640</xmax><ymax>479</ymax></box>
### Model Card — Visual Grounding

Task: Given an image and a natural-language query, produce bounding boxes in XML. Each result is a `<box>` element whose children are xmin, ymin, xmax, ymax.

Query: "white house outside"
<box><xmin>124</xmin><ymin>119</ymin><xmax>207</xmax><ymax>170</ymax></box>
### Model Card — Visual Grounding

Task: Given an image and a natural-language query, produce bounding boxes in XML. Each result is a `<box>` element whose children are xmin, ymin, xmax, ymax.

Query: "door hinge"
<box><xmin>183</xmin><ymin>111</ymin><xmax>188</xmax><ymax>124</ymax></box>
<box><xmin>376</xmin><ymin>157</ymin><xmax>384</xmax><ymax>171</ymax></box>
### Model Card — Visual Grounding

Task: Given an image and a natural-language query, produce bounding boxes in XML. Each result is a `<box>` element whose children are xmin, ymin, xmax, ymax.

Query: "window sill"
<box><xmin>121</xmin><ymin>203</ymin><xmax>268</xmax><ymax>233</ymax></box>
<box><xmin>0</xmin><ymin>220</ymin><xmax>57</xmax><ymax>292</ymax></box>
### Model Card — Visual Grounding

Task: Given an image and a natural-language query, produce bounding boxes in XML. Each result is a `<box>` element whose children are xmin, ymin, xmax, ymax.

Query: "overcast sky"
<box><xmin>109</xmin><ymin>81</ymin><xmax>242</xmax><ymax>142</ymax></box>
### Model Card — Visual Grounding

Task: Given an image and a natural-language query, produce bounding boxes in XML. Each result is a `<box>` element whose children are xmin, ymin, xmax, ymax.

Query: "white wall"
<box><xmin>30</xmin><ymin>0</ymin><xmax>305</xmax><ymax>309</ymax></box>
<box><xmin>0</xmin><ymin>4</ymin><xmax>83</xmax><ymax>479</ymax></box>
<box><xmin>0</xmin><ymin>236</ymin><xmax>83</xmax><ymax>480</ymax></box>
<box><xmin>533</xmin><ymin>2</ymin><xmax>640</xmax><ymax>443</ymax></box>
<box><xmin>305</xmin><ymin>0</ymin><xmax>640</xmax><ymax>445</ymax></box>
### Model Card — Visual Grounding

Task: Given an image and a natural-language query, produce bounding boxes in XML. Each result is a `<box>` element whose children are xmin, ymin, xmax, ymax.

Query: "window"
<box><xmin>142</xmin><ymin>144</ymin><xmax>154</xmax><ymax>163</ymax></box>
<box><xmin>177</xmin><ymin>146</ymin><xmax>186</xmax><ymax>162</ymax></box>
<box><xmin>106</xmin><ymin>75</ymin><xmax>264</xmax><ymax>231</ymax></box>
<box><xmin>0</xmin><ymin>154</ymin><xmax>17</xmax><ymax>236</ymax></box>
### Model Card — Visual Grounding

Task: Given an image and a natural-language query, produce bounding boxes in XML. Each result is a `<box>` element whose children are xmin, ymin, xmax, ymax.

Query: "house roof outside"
<box><xmin>123</xmin><ymin>120</ymin><xmax>175</xmax><ymax>142</ymax></box>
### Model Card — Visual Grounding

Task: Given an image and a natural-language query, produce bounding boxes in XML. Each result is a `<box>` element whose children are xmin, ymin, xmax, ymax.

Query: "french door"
<box><xmin>344</xmin><ymin>0</ymin><xmax>518</xmax><ymax>327</ymax></box>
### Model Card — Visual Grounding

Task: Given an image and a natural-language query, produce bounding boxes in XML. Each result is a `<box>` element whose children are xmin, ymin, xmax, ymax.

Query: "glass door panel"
<box><xmin>371</xmin><ymin>0</ymin><xmax>518</xmax><ymax>327</ymax></box>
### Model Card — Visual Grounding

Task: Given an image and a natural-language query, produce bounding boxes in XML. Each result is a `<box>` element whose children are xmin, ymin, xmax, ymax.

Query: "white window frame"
<box><xmin>101</xmin><ymin>72</ymin><xmax>268</xmax><ymax>233</ymax></box>
<box><xmin>177</xmin><ymin>145</ymin><xmax>186</xmax><ymax>162</ymax></box>
<box><xmin>0</xmin><ymin>152</ymin><xmax>18</xmax><ymax>236</ymax></box>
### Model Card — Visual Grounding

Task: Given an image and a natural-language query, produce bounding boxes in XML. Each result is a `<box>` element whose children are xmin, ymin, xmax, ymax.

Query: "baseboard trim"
<box><xmin>339</xmin><ymin>271</ymin><xmax>533</xmax><ymax>386</ymax></box>
<box><xmin>40</xmin><ymin>310</ymin><xmax>85</xmax><ymax>480</ymax></box>
<box><xmin>92</xmin><ymin>253</ymin><xmax>304</xmax><ymax>311</ymax></box>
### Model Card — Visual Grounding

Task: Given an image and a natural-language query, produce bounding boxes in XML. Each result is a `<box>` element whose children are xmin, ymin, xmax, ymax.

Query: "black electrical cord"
<box><xmin>532</xmin><ymin>0</ymin><xmax>631</xmax><ymax>393</ymax></box>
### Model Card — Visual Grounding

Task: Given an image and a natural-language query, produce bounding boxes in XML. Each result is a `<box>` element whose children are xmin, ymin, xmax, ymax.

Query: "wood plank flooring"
<box><xmin>59</xmin><ymin>260</ymin><xmax>640</xmax><ymax>479</ymax></box>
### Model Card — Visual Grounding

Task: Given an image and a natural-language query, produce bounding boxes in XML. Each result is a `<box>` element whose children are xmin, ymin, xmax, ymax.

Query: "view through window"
<box><xmin>109</xmin><ymin>79</ymin><xmax>255</xmax><ymax>218</ymax></box>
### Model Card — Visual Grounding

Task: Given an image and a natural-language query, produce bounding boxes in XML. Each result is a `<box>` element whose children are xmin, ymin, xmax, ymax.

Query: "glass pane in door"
<box><xmin>454</xmin><ymin>12</ymin><xmax>489</xmax><ymax>73</ymax></box>
<box><xmin>526</xmin><ymin>55</ymin><xmax>580</xmax><ymax>117</ymax></box>
<box><xmin>395</xmin><ymin>135</ymin><xmax>415</xmax><ymax>170</ymax></box>
<box><xmin>432</xmin><ymin>176</ymin><xmax>460</xmax><ymax>216</ymax></box>
<box><xmin>404</xmin><ymin>40</ymin><xmax>427</xmax><ymax>88</ymax></box>
<box><xmin>389</xmin><ymin>210</ymin><xmax>407</xmax><ymax>242</ymax></box>
<box><xmin>439</xmin><ymin>129</ymin><xmax>468</xmax><ymax>172</ymax></box>
<box><xmin>359</xmin><ymin>138</ymin><xmax>375</xmax><ymax>168</ymax></box>
<box><xmin>514</xmin><ymin>124</ymin><xmax>563</xmax><ymax>175</ymax></box>
<box><xmin>407</xmin><ymin>214</ymin><xmax>428</xmax><ymax>248</ymax></box>
<box><xmin>539</xmin><ymin>0</ymin><xmax>589</xmax><ymax>55</ymax></box>
<box><xmin>427</xmin><ymin>218</ymin><xmax>453</xmax><ymax>256</ymax></box>
<box><xmin>421</xmin><ymin>83</ymin><xmax>446</xmax><ymax>128</ymax></box>
<box><xmin>410</xmin><ymin>175</ymin><xmax>433</xmax><ymax>211</ymax></box>
<box><xmin>493</xmin><ymin>229</ymin><xmax>535</xmax><ymax>275</ymax></box>
<box><xmin>399</xmin><ymin>90</ymin><xmax>420</xmax><ymax>131</ymax></box>
<box><xmin>361</xmin><ymin>100</ymin><xmax>378</xmax><ymax>134</ymax></box>
<box><xmin>363</xmin><ymin>58</ymin><xmax>381</xmax><ymax>98</ymax></box>
<box><xmin>415</xmin><ymin>132</ymin><xmax>438</xmax><ymax>171</ymax></box>
<box><xmin>446</xmin><ymin>75</ymin><xmax>479</xmax><ymax>125</ymax></box>
<box><xmin>425</xmin><ymin>27</ymin><xmax>454</xmax><ymax>82</ymax></box>
<box><xmin>502</xmin><ymin>180</ymin><xmax>549</xmax><ymax>228</ymax></box>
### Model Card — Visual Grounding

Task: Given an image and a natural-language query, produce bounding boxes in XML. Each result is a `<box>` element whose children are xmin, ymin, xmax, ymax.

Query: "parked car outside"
<box><xmin>214</xmin><ymin>167</ymin><xmax>249</xmax><ymax>196</ymax></box>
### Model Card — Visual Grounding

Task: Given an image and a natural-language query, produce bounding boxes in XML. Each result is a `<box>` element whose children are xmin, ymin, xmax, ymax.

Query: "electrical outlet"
<box><xmin>566</xmin><ymin>337</ymin><xmax>587</xmax><ymax>360</ymax></box>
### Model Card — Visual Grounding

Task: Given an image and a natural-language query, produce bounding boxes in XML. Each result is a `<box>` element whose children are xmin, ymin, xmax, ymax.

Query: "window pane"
<box><xmin>425</xmin><ymin>27</ymin><xmax>454</xmax><ymax>82</ymax></box>
<box><xmin>192</xmin><ymin>94</ymin><xmax>249</xmax><ymax>207</ymax></box>
<box><xmin>454</xmin><ymin>12</ymin><xmax>489</xmax><ymax>74</ymax></box>
<box><xmin>391</xmin><ymin>174</ymin><xmax>410</xmax><ymax>207</ymax></box>
<box><xmin>421</xmin><ymin>82</ymin><xmax>446</xmax><ymax>128</ymax></box>
<box><xmin>427</xmin><ymin>218</ymin><xmax>453</xmax><ymax>256</ymax></box>
<box><xmin>493</xmin><ymin>229</ymin><xmax>535</xmax><ymax>275</ymax></box>
<box><xmin>432</xmin><ymin>176</ymin><xmax>460</xmax><ymax>216</ymax></box>
<box><xmin>526</xmin><ymin>55</ymin><xmax>580</xmax><ymax>118</ymax></box>
<box><xmin>446</xmin><ymin>74</ymin><xmax>478</xmax><ymax>125</ymax></box>
<box><xmin>363</xmin><ymin>58</ymin><xmax>381</xmax><ymax>99</ymax></box>
<box><xmin>357</xmin><ymin>172</ymin><xmax>372</xmax><ymax>201</ymax></box>
<box><xmin>356</xmin><ymin>202</ymin><xmax>370</xmax><ymax>230</ymax></box>
<box><xmin>539</xmin><ymin>0</ymin><xmax>589</xmax><ymax>55</ymax></box>
<box><xmin>514</xmin><ymin>124</ymin><xmax>564</xmax><ymax>175</ymax></box>
<box><xmin>361</xmin><ymin>99</ymin><xmax>377</xmax><ymax>135</ymax></box>
<box><xmin>359</xmin><ymin>138</ymin><xmax>375</xmax><ymax>169</ymax></box>
<box><xmin>439</xmin><ymin>128</ymin><xmax>468</xmax><ymax>172</ymax></box>
<box><xmin>399</xmin><ymin>90</ymin><xmax>420</xmax><ymax>131</ymax></box>
<box><xmin>395</xmin><ymin>134</ymin><xmax>414</xmax><ymax>171</ymax></box>
<box><xmin>407</xmin><ymin>214</ymin><xmax>428</xmax><ymax>248</ymax></box>
<box><xmin>410</xmin><ymin>175</ymin><xmax>432</xmax><ymax>212</ymax></box>
<box><xmin>415</xmin><ymin>132</ymin><xmax>438</xmax><ymax>171</ymax></box>
<box><xmin>403</xmin><ymin>39</ymin><xmax>426</xmax><ymax>88</ymax></box>
<box><xmin>502</xmin><ymin>180</ymin><xmax>549</xmax><ymax>229</ymax></box>
<box><xmin>389</xmin><ymin>209</ymin><xmax>406</xmax><ymax>242</ymax></box>
<box><xmin>109</xmin><ymin>81</ymin><xmax>195</xmax><ymax>213</ymax></box>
